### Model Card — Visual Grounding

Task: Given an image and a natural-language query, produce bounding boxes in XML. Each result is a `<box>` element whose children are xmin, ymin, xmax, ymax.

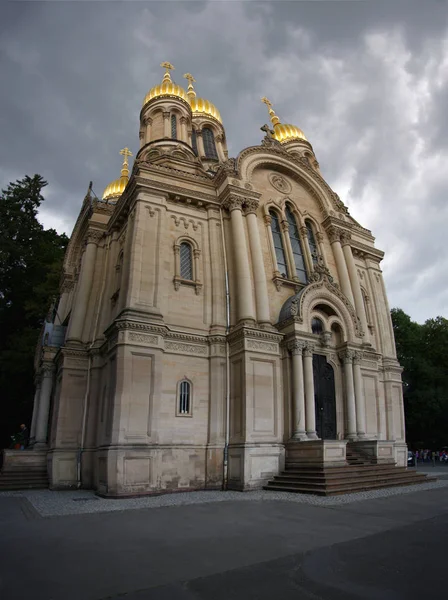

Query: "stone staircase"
<box><xmin>0</xmin><ymin>466</ymin><xmax>49</xmax><ymax>491</ymax></box>
<box><xmin>264</xmin><ymin>445</ymin><xmax>433</xmax><ymax>496</ymax></box>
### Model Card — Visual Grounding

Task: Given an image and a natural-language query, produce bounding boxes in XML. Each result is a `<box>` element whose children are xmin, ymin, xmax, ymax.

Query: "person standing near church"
<box><xmin>19</xmin><ymin>423</ymin><xmax>29</xmax><ymax>449</ymax></box>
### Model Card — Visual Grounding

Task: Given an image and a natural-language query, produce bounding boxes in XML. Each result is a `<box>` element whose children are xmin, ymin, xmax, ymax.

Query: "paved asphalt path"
<box><xmin>1</xmin><ymin>486</ymin><xmax>447</xmax><ymax>600</ymax></box>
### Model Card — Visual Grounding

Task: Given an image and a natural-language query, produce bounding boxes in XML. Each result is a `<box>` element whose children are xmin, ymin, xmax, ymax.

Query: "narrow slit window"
<box><xmin>285</xmin><ymin>206</ymin><xmax>307</xmax><ymax>283</ymax></box>
<box><xmin>269</xmin><ymin>211</ymin><xmax>288</xmax><ymax>277</ymax></box>
<box><xmin>191</xmin><ymin>129</ymin><xmax>198</xmax><ymax>155</ymax></box>
<box><xmin>171</xmin><ymin>114</ymin><xmax>177</xmax><ymax>139</ymax></box>
<box><xmin>180</xmin><ymin>242</ymin><xmax>193</xmax><ymax>280</ymax></box>
<box><xmin>202</xmin><ymin>127</ymin><xmax>218</xmax><ymax>159</ymax></box>
<box><xmin>178</xmin><ymin>380</ymin><xmax>191</xmax><ymax>414</ymax></box>
<box><xmin>306</xmin><ymin>220</ymin><xmax>319</xmax><ymax>266</ymax></box>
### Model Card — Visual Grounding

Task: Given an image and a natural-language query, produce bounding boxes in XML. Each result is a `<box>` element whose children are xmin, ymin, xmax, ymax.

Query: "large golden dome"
<box><xmin>142</xmin><ymin>62</ymin><xmax>188</xmax><ymax>107</ymax></box>
<box><xmin>102</xmin><ymin>147</ymin><xmax>133</xmax><ymax>201</ymax></box>
<box><xmin>183</xmin><ymin>73</ymin><xmax>222</xmax><ymax>123</ymax></box>
<box><xmin>261</xmin><ymin>97</ymin><xmax>307</xmax><ymax>143</ymax></box>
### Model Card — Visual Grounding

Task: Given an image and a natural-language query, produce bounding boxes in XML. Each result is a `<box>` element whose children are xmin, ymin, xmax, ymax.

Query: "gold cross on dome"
<box><xmin>261</xmin><ymin>96</ymin><xmax>272</xmax><ymax>109</ymax></box>
<box><xmin>160</xmin><ymin>61</ymin><xmax>175</xmax><ymax>74</ymax></box>
<box><xmin>183</xmin><ymin>73</ymin><xmax>196</xmax><ymax>85</ymax></box>
<box><xmin>120</xmin><ymin>147</ymin><xmax>133</xmax><ymax>166</ymax></box>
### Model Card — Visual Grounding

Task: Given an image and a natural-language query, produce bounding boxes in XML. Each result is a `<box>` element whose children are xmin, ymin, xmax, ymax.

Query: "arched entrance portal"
<box><xmin>313</xmin><ymin>354</ymin><xmax>337</xmax><ymax>440</ymax></box>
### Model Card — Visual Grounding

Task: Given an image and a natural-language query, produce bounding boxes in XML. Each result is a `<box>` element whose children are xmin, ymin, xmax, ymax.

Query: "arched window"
<box><xmin>171</xmin><ymin>114</ymin><xmax>177</xmax><ymax>139</ymax></box>
<box><xmin>269</xmin><ymin>210</ymin><xmax>288</xmax><ymax>277</ymax></box>
<box><xmin>311</xmin><ymin>317</ymin><xmax>324</xmax><ymax>335</ymax></box>
<box><xmin>285</xmin><ymin>206</ymin><xmax>307</xmax><ymax>283</ymax></box>
<box><xmin>180</xmin><ymin>242</ymin><xmax>193</xmax><ymax>280</ymax></box>
<box><xmin>178</xmin><ymin>380</ymin><xmax>191</xmax><ymax>415</ymax></box>
<box><xmin>202</xmin><ymin>127</ymin><xmax>218</xmax><ymax>159</ymax></box>
<box><xmin>305</xmin><ymin>220</ymin><xmax>319</xmax><ymax>266</ymax></box>
<box><xmin>191</xmin><ymin>129</ymin><xmax>198</xmax><ymax>156</ymax></box>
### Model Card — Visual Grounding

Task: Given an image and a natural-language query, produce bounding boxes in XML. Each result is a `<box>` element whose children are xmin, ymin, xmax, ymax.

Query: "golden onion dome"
<box><xmin>261</xmin><ymin>97</ymin><xmax>307</xmax><ymax>143</ymax></box>
<box><xmin>102</xmin><ymin>147</ymin><xmax>133</xmax><ymax>201</ymax></box>
<box><xmin>183</xmin><ymin>73</ymin><xmax>222</xmax><ymax>123</ymax></box>
<box><xmin>142</xmin><ymin>62</ymin><xmax>188</xmax><ymax>107</ymax></box>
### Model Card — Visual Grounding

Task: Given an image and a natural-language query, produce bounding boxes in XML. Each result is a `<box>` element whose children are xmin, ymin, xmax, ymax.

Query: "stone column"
<box><xmin>98</xmin><ymin>230</ymin><xmax>120</xmax><ymax>333</ymax></box>
<box><xmin>224</xmin><ymin>196</ymin><xmax>256</xmax><ymax>323</ymax></box>
<box><xmin>245</xmin><ymin>200</ymin><xmax>271</xmax><ymax>325</ymax></box>
<box><xmin>216</xmin><ymin>135</ymin><xmax>226</xmax><ymax>162</ymax></box>
<box><xmin>179</xmin><ymin>116</ymin><xmax>188</xmax><ymax>143</ymax></box>
<box><xmin>341</xmin><ymin>232</ymin><xmax>369</xmax><ymax>337</ymax></box>
<box><xmin>34</xmin><ymin>364</ymin><xmax>55</xmax><ymax>447</ymax></box>
<box><xmin>144</xmin><ymin>117</ymin><xmax>152</xmax><ymax>145</ymax></box>
<box><xmin>196</xmin><ymin>130</ymin><xmax>206</xmax><ymax>158</ymax></box>
<box><xmin>339</xmin><ymin>350</ymin><xmax>357</xmax><ymax>440</ymax></box>
<box><xmin>288</xmin><ymin>340</ymin><xmax>307</xmax><ymax>440</ymax></box>
<box><xmin>353</xmin><ymin>351</ymin><xmax>366</xmax><ymax>438</ymax></box>
<box><xmin>29</xmin><ymin>376</ymin><xmax>42</xmax><ymax>444</ymax></box>
<box><xmin>328</xmin><ymin>227</ymin><xmax>355</xmax><ymax>305</ymax></box>
<box><xmin>299</xmin><ymin>225</ymin><xmax>313</xmax><ymax>274</ymax></box>
<box><xmin>303</xmin><ymin>343</ymin><xmax>318</xmax><ymax>439</ymax></box>
<box><xmin>162</xmin><ymin>111</ymin><xmax>170</xmax><ymax>138</ymax></box>
<box><xmin>66</xmin><ymin>230</ymin><xmax>102</xmax><ymax>343</ymax></box>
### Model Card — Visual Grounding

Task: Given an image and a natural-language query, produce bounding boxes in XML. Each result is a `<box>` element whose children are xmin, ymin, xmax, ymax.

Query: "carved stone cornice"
<box><xmin>92</xmin><ymin>200</ymin><xmax>115</xmax><ymax>216</ymax></box>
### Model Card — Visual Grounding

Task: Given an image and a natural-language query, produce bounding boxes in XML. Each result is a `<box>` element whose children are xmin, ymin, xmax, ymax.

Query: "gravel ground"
<box><xmin>1</xmin><ymin>478</ymin><xmax>448</xmax><ymax>517</ymax></box>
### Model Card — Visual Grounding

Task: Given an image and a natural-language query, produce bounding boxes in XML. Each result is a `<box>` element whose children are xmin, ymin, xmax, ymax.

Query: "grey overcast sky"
<box><xmin>1</xmin><ymin>0</ymin><xmax>447</xmax><ymax>323</ymax></box>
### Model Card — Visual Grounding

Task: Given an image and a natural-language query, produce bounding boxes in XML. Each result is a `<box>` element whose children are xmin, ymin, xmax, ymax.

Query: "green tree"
<box><xmin>391</xmin><ymin>308</ymin><xmax>448</xmax><ymax>448</ymax></box>
<box><xmin>0</xmin><ymin>175</ymin><xmax>68</xmax><ymax>449</ymax></box>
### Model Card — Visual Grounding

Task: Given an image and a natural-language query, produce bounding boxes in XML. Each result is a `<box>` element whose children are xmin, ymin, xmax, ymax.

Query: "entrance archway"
<box><xmin>313</xmin><ymin>354</ymin><xmax>336</xmax><ymax>439</ymax></box>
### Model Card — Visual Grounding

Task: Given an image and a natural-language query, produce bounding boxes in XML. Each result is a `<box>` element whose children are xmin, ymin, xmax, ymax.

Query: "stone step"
<box><xmin>285</xmin><ymin>464</ymin><xmax>399</xmax><ymax>475</ymax></box>
<box><xmin>264</xmin><ymin>475</ymin><xmax>433</xmax><ymax>496</ymax></box>
<box><xmin>275</xmin><ymin>469</ymin><xmax>414</xmax><ymax>483</ymax></box>
<box><xmin>270</xmin><ymin>471</ymin><xmax>426</xmax><ymax>488</ymax></box>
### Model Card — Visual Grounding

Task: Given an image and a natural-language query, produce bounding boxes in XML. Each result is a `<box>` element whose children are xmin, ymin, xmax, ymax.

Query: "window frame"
<box><xmin>171</xmin><ymin>114</ymin><xmax>177</xmax><ymax>139</ymax></box>
<box><xmin>285</xmin><ymin>205</ymin><xmax>308</xmax><ymax>284</ymax></box>
<box><xmin>202</xmin><ymin>127</ymin><xmax>218</xmax><ymax>159</ymax></box>
<box><xmin>176</xmin><ymin>379</ymin><xmax>193</xmax><ymax>417</ymax></box>
<box><xmin>173</xmin><ymin>238</ymin><xmax>202</xmax><ymax>295</ymax></box>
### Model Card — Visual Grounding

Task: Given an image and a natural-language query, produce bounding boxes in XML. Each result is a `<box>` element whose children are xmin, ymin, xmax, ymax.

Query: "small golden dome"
<box><xmin>183</xmin><ymin>73</ymin><xmax>222</xmax><ymax>123</ymax></box>
<box><xmin>273</xmin><ymin>123</ymin><xmax>307</xmax><ymax>143</ymax></box>
<box><xmin>261</xmin><ymin>97</ymin><xmax>307</xmax><ymax>143</ymax></box>
<box><xmin>142</xmin><ymin>62</ymin><xmax>188</xmax><ymax>107</ymax></box>
<box><xmin>190</xmin><ymin>97</ymin><xmax>222</xmax><ymax>123</ymax></box>
<box><xmin>102</xmin><ymin>147</ymin><xmax>133</xmax><ymax>201</ymax></box>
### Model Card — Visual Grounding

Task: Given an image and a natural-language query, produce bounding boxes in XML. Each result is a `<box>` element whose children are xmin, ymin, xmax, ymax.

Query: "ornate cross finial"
<box><xmin>261</xmin><ymin>96</ymin><xmax>272</xmax><ymax>109</ymax></box>
<box><xmin>183</xmin><ymin>73</ymin><xmax>196</xmax><ymax>85</ymax></box>
<box><xmin>160</xmin><ymin>61</ymin><xmax>174</xmax><ymax>83</ymax></box>
<box><xmin>119</xmin><ymin>147</ymin><xmax>133</xmax><ymax>176</ymax></box>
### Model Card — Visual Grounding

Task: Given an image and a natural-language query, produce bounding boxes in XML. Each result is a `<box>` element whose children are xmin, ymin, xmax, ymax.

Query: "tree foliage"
<box><xmin>391</xmin><ymin>308</ymin><xmax>448</xmax><ymax>448</ymax></box>
<box><xmin>0</xmin><ymin>175</ymin><xmax>68</xmax><ymax>449</ymax></box>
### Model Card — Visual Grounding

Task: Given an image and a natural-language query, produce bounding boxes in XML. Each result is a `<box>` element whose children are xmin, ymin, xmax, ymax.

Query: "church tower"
<box><xmin>26</xmin><ymin>63</ymin><xmax>408</xmax><ymax>496</ymax></box>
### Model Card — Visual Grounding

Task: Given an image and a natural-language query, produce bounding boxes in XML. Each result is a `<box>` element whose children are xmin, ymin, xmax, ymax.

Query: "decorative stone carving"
<box><xmin>86</xmin><ymin>229</ymin><xmax>104</xmax><ymax>246</ymax></box>
<box><xmin>303</xmin><ymin>343</ymin><xmax>315</xmax><ymax>357</ymax></box>
<box><xmin>128</xmin><ymin>333</ymin><xmax>158</xmax><ymax>345</ymax></box>
<box><xmin>340</xmin><ymin>231</ymin><xmax>352</xmax><ymax>246</ymax></box>
<box><xmin>222</xmin><ymin>195</ymin><xmax>244</xmax><ymax>212</ymax></box>
<box><xmin>165</xmin><ymin>341</ymin><xmax>208</xmax><ymax>355</ymax></box>
<box><xmin>246</xmin><ymin>340</ymin><xmax>278</xmax><ymax>353</ymax></box>
<box><xmin>269</xmin><ymin>173</ymin><xmax>292</xmax><ymax>194</ymax></box>
<box><xmin>244</xmin><ymin>199</ymin><xmax>259</xmax><ymax>214</ymax></box>
<box><xmin>320</xmin><ymin>331</ymin><xmax>333</xmax><ymax>348</ymax></box>
<box><xmin>338</xmin><ymin>349</ymin><xmax>356</xmax><ymax>363</ymax></box>
<box><xmin>326</xmin><ymin>226</ymin><xmax>341</xmax><ymax>244</ymax></box>
<box><xmin>288</xmin><ymin>339</ymin><xmax>307</xmax><ymax>355</ymax></box>
<box><xmin>353</xmin><ymin>351</ymin><xmax>364</xmax><ymax>364</ymax></box>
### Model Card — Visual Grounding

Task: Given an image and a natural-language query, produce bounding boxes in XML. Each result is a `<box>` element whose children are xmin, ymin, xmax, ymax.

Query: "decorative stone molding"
<box><xmin>340</xmin><ymin>231</ymin><xmax>352</xmax><ymax>246</ymax></box>
<box><xmin>222</xmin><ymin>195</ymin><xmax>244</xmax><ymax>212</ymax></box>
<box><xmin>171</xmin><ymin>215</ymin><xmax>201</xmax><ymax>231</ymax></box>
<box><xmin>86</xmin><ymin>229</ymin><xmax>104</xmax><ymax>246</ymax></box>
<box><xmin>326</xmin><ymin>226</ymin><xmax>341</xmax><ymax>244</ymax></box>
<box><xmin>303</xmin><ymin>342</ymin><xmax>315</xmax><ymax>357</ymax></box>
<box><xmin>128</xmin><ymin>332</ymin><xmax>159</xmax><ymax>345</ymax></box>
<box><xmin>263</xmin><ymin>214</ymin><xmax>272</xmax><ymax>226</ymax></box>
<box><xmin>268</xmin><ymin>173</ymin><xmax>292</xmax><ymax>194</ymax></box>
<box><xmin>165</xmin><ymin>341</ymin><xmax>208</xmax><ymax>356</ymax></box>
<box><xmin>246</xmin><ymin>340</ymin><xmax>278</xmax><ymax>353</ymax></box>
<box><xmin>272</xmin><ymin>275</ymin><xmax>302</xmax><ymax>294</ymax></box>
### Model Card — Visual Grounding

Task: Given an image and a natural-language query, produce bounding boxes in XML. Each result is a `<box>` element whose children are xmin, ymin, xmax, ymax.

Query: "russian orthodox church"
<box><xmin>25</xmin><ymin>62</ymin><xmax>408</xmax><ymax>495</ymax></box>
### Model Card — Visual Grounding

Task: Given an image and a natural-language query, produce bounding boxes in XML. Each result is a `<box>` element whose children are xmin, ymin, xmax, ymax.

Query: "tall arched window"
<box><xmin>178</xmin><ymin>380</ymin><xmax>191</xmax><ymax>415</ymax></box>
<box><xmin>202</xmin><ymin>127</ymin><xmax>218</xmax><ymax>159</ymax></box>
<box><xmin>311</xmin><ymin>317</ymin><xmax>324</xmax><ymax>335</ymax></box>
<box><xmin>269</xmin><ymin>211</ymin><xmax>288</xmax><ymax>277</ymax></box>
<box><xmin>306</xmin><ymin>220</ymin><xmax>319</xmax><ymax>266</ymax></box>
<box><xmin>180</xmin><ymin>242</ymin><xmax>193</xmax><ymax>280</ymax></box>
<box><xmin>191</xmin><ymin>129</ymin><xmax>198</xmax><ymax>155</ymax></box>
<box><xmin>285</xmin><ymin>206</ymin><xmax>307</xmax><ymax>283</ymax></box>
<box><xmin>171</xmin><ymin>114</ymin><xmax>177</xmax><ymax>139</ymax></box>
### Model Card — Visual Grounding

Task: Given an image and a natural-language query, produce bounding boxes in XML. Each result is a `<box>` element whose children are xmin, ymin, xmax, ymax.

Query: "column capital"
<box><xmin>353</xmin><ymin>350</ymin><xmax>364</xmax><ymax>364</ymax></box>
<box><xmin>162</xmin><ymin>111</ymin><xmax>170</xmax><ymax>120</ymax></box>
<box><xmin>195</xmin><ymin>129</ymin><xmax>203</xmax><ymax>137</ymax></box>
<box><xmin>41</xmin><ymin>362</ymin><xmax>56</xmax><ymax>376</ymax></box>
<box><xmin>299</xmin><ymin>225</ymin><xmax>308</xmax><ymax>239</ymax></box>
<box><xmin>326</xmin><ymin>226</ymin><xmax>342</xmax><ymax>244</ymax></box>
<box><xmin>340</xmin><ymin>231</ymin><xmax>352</xmax><ymax>246</ymax></box>
<box><xmin>86</xmin><ymin>229</ymin><xmax>104</xmax><ymax>246</ymax></box>
<box><xmin>316</xmin><ymin>231</ymin><xmax>324</xmax><ymax>243</ymax></box>
<box><xmin>280</xmin><ymin>220</ymin><xmax>289</xmax><ymax>233</ymax></box>
<box><xmin>288</xmin><ymin>339</ymin><xmax>307</xmax><ymax>356</ymax></box>
<box><xmin>244</xmin><ymin>199</ymin><xmax>260</xmax><ymax>215</ymax></box>
<box><xmin>143</xmin><ymin>116</ymin><xmax>153</xmax><ymax>126</ymax></box>
<box><xmin>223</xmin><ymin>195</ymin><xmax>244</xmax><ymax>212</ymax></box>
<box><xmin>263</xmin><ymin>214</ymin><xmax>272</xmax><ymax>226</ymax></box>
<box><xmin>303</xmin><ymin>342</ymin><xmax>315</xmax><ymax>357</ymax></box>
<box><xmin>338</xmin><ymin>349</ymin><xmax>356</xmax><ymax>363</ymax></box>
<box><xmin>179</xmin><ymin>116</ymin><xmax>187</xmax><ymax>124</ymax></box>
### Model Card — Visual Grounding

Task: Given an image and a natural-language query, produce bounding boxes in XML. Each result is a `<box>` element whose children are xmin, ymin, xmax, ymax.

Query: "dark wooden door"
<box><xmin>313</xmin><ymin>354</ymin><xmax>336</xmax><ymax>440</ymax></box>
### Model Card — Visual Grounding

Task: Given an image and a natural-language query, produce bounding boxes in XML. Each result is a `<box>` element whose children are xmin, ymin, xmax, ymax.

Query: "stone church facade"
<box><xmin>28</xmin><ymin>64</ymin><xmax>407</xmax><ymax>496</ymax></box>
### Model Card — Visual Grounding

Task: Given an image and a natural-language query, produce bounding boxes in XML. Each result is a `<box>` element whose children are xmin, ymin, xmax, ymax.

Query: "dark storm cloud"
<box><xmin>1</xmin><ymin>0</ymin><xmax>447</xmax><ymax>322</ymax></box>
